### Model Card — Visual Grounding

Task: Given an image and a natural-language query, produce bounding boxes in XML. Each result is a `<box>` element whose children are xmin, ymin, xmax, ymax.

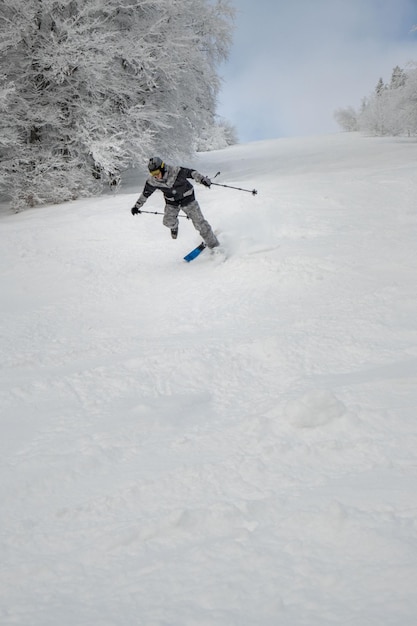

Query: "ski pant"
<box><xmin>163</xmin><ymin>200</ymin><xmax>219</xmax><ymax>248</ymax></box>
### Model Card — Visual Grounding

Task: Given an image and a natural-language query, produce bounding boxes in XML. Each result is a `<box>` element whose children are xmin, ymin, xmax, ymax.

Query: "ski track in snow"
<box><xmin>1</xmin><ymin>134</ymin><xmax>417</xmax><ymax>625</ymax></box>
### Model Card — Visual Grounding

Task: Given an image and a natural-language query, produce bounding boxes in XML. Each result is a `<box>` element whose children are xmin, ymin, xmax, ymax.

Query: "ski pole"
<box><xmin>210</xmin><ymin>181</ymin><xmax>258</xmax><ymax>195</ymax></box>
<box><xmin>137</xmin><ymin>209</ymin><xmax>190</xmax><ymax>218</ymax></box>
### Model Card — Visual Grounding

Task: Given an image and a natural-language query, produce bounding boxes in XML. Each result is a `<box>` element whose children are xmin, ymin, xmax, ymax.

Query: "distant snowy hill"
<box><xmin>1</xmin><ymin>133</ymin><xmax>417</xmax><ymax>625</ymax></box>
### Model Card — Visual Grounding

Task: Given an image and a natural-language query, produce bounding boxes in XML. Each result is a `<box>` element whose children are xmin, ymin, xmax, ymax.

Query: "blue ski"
<box><xmin>183</xmin><ymin>242</ymin><xmax>206</xmax><ymax>262</ymax></box>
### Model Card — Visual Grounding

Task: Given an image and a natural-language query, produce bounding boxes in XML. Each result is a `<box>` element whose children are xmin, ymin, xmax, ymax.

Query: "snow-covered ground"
<box><xmin>1</xmin><ymin>133</ymin><xmax>417</xmax><ymax>625</ymax></box>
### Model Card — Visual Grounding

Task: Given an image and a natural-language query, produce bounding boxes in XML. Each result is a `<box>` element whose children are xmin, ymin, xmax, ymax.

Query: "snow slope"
<box><xmin>1</xmin><ymin>133</ymin><xmax>417</xmax><ymax>625</ymax></box>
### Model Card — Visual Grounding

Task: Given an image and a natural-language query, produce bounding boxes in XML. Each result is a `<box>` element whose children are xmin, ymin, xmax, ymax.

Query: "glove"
<box><xmin>131</xmin><ymin>205</ymin><xmax>142</xmax><ymax>215</ymax></box>
<box><xmin>200</xmin><ymin>176</ymin><xmax>211</xmax><ymax>188</ymax></box>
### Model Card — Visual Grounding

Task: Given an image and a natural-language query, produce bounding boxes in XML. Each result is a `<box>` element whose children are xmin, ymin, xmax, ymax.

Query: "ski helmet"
<box><xmin>148</xmin><ymin>157</ymin><xmax>165</xmax><ymax>174</ymax></box>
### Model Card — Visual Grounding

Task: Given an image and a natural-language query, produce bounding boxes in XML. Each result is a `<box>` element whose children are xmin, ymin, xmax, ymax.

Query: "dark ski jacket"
<box><xmin>135</xmin><ymin>165</ymin><xmax>206</xmax><ymax>208</ymax></box>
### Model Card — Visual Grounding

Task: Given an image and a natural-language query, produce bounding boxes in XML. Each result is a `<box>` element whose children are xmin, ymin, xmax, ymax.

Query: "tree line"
<box><xmin>0</xmin><ymin>0</ymin><xmax>236</xmax><ymax>210</ymax></box>
<box><xmin>334</xmin><ymin>63</ymin><xmax>417</xmax><ymax>137</ymax></box>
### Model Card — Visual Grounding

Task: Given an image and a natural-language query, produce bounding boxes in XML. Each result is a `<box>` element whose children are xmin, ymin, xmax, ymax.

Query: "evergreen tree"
<box><xmin>375</xmin><ymin>77</ymin><xmax>385</xmax><ymax>95</ymax></box>
<box><xmin>390</xmin><ymin>65</ymin><xmax>407</xmax><ymax>89</ymax></box>
<box><xmin>0</xmin><ymin>0</ymin><xmax>235</xmax><ymax>209</ymax></box>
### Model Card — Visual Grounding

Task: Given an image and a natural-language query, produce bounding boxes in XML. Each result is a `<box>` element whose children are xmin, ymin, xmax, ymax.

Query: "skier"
<box><xmin>131</xmin><ymin>157</ymin><xmax>219</xmax><ymax>249</ymax></box>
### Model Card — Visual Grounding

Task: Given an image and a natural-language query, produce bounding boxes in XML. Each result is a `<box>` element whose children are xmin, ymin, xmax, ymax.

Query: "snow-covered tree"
<box><xmin>390</xmin><ymin>65</ymin><xmax>407</xmax><ymax>89</ymax></box>
<box><xmin>375</xmin><ymin>77</ymin><xmax>386</xmax><ymax>95</ymax></box>
<box><xmin>399</xmin><ymin>65</ymin><xmax>417</xmax><ymax>135</ymax></box>
<box><xmin>0</xmin><ymin>0</ymin><xmax>235</xmax><ymax>209</ymax></box>
<box><xmin>333</xmin><ymin>106</ymin><xmax>358</xmax><ymax>132</ymax></box>
<box><xmin>334</xmin><ymin>64</ymin><xmax>417</xmax><ymax>138</ymax></box>
<box><xmin>196</xmin><ymin>116</ymin><xmax>238</xmax><ymax>151</ymax></box>
<box><xmin>359</xmin><ymin>87</ymin><xmax>406</xmax><ymax>136</ymax></box>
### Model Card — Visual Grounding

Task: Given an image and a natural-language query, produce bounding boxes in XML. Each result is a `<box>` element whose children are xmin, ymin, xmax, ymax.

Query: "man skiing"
<box><xmin>131</xmin><ymin>157</ymin><xmax>219</xmax><ymax>249</ymax></box>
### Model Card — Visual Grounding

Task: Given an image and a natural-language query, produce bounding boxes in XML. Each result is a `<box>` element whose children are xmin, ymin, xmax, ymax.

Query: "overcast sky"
<box><xmin>217</xmin><ymin>0</ymin><xmax>417</xmax><ymax>142</ymax></box>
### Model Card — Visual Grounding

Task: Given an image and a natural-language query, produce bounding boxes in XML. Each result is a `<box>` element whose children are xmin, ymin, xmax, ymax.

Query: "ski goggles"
<box><xmin>150</xmin><ymin>168</ymin><xmax>162</xmax><ymax>177</ymax></box>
